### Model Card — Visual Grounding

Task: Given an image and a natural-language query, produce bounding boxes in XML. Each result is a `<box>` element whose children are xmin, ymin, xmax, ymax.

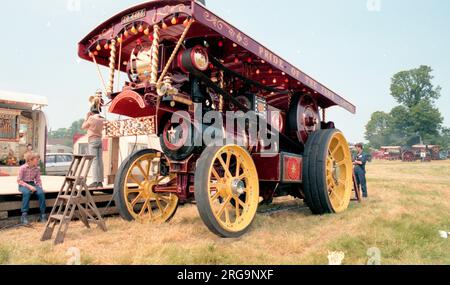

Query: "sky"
<box><xmin>0</xmin><ymin>0</ymin><xmax>449</xmax><ymax>143</ymax></box>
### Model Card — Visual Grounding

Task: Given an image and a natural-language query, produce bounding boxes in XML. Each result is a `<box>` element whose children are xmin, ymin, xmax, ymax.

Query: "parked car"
<box><xmin>45</xmin><ymin>153</ymin><xmax>73</xmax><ymax>176</ymax></box>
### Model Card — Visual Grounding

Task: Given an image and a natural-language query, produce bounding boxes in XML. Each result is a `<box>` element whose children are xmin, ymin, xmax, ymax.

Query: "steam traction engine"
<box><xmin>78</xmin><ymin>0</ymin><xmax>356</xmax><ymax>237</ymax></box>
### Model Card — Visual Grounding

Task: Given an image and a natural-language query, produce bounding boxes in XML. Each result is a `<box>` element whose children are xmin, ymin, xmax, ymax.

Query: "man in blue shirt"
<box><xmin>353</xmin><ymin>143</ymin><xmax>368</xmax><ymax>198</ymax></box>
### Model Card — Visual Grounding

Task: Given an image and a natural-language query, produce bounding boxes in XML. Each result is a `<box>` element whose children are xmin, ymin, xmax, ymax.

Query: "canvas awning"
<box><xmin>0</xmin><ymin>90</ymin><xmax>48</xmax><ymax>108</ymax></box>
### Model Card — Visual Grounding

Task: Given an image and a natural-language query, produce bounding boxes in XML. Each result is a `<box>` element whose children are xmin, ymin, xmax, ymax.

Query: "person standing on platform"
<box><xmin>82</xmin><ymin>93</ymin><xmax>105</xmax><ymax>189</ymax></box>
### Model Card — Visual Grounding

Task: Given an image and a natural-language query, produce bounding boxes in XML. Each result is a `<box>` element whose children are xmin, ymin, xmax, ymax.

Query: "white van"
<box><xmin>45</xmin><ymin>153</ymin><xmax>73</xmax><ymax>176</ymax></box>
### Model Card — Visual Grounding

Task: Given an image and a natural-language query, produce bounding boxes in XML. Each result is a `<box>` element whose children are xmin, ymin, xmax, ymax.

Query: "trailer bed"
<box><xmin>0</xmin><ymin>177</ymin><xmax>117</xmax><ymax>228</ymax></box>
<box><xmin>0</xmin><ymin>176</ymin><xmax>65</xmax><ymax>196</ymax></box>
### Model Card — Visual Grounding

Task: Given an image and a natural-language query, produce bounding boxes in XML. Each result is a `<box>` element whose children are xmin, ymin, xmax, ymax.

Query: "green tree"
<box><xmin>366</xmin><ymin>65</ymin><xmax>446</xmax><ymax>148</ymax></box>
<box><xmin>408</xmin><ymin>100</ymin><xmax>443</xmax><ymax>142</ymax></box>
<box><xmin>438</xmin><ymin>127</ymin><xmax>450</xmax><ymax>149</ymax></box>
<box><xmin>48</xmin><ymin>119</ymin><xmax>87</xmax><ymax>146</ymax></box>
<box><xmin>364</xmin><ymin>111</ymin><xmax>392</xmax><ymax>149</ymax></box>
<box><xmin>390</xmin><ymin>65</ymin><xmax>441</xmax><ymax>108</ymax></box>
<box><xmin>389</xmin><ymin>106</ymin><xmax>411</xmax><ymax>145</ymax></box>
<box><xmin>68</xmin><ymin>119</ymin><xmax>86</xmax><ymax>137</ymax></box>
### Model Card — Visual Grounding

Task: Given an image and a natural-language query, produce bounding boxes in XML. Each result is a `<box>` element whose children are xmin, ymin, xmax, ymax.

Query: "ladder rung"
<box><xmin>66</xmin><ymin>176</ymin><xmax>85</xmax><ymax>181</ymax></box>
<box><xmin>59</xmin><ymin>195</ymin><xmax>83</xmax><ymax>203</ymax></box>
<box><xmin>74</xmin><ymin>155</ymin><xmax>95</xmax><ymax>159</ymax></box>
<box><xmin>50</xmin><ymin>214</ymin><xmax>70</xmax><ymax>221</ymax></box>
<box><xmin>58</xmin><ymin>195</ymin><xmax>73</xmax><ymax>200</ymax></box>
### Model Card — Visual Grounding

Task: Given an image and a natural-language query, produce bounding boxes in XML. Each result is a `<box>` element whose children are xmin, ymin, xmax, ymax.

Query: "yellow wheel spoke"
<box><xmin>146</xmin><ymin>159</ymin><xmax>151</xmax><ymax>178</ymax></box>
<box><xmin>217</xmin><ymin>196</ymin><xmax>232</xmax><ymax>217</ymax></box>
<box><xmin>155</xmin><ymin>198</ymin><xmax>164</xmax><ymax>213</ymax></box>
<box><xmin>128</xmin><ymin>174</ymin><xmax>142</xmax><ymax>185</ymax></box>
<box><xmin>237</xmin><ymin>198</ymin><xmax>246</xmax><ymax>208</ymax></box>
<box><xmin>211</xmin><ymin>168</ymin><xmax>222</xmax><ymax>181</ymax></box>
<box><xmin>159</xmin><ymin>195</ymin><xmax>172</xmax><ymax>203</ymax></box>
<box><xmin>224</xmin><ymin>207</ymin><xmax>230</xmax><ymax>224</ymax></box>
<box><xmin>210</xmin><ymin>191</ymin><xmax>221</xmax><ymax>202</ymax></box>
<box><xmin>238</xmin><ymin>173</ymin><xmax>246</xmax><ymax>180</ymax></box>
<box><xmin>331</xmin><ymin>143</ymin><xmax>343</xmax><ymax>157</ymax></box>
<box><xmin>126</xmin><ymin>187</ymin><xmax>142</xmax><ymax>194</ymax></box>
<box><xmin>147</xmin><ymin>202</ymin><xmax>154</xmax><ymax>217</ymax></box>
<box><xmin>225</xmin><ymin>152</ymin><xmax>231</xmax><ymax>169</ymax></box>
<box><xmin>155</xmin><ymin>176</ymin><xmax>167</xmax><ymax>184</ymax></box>
<box><xmin>135</xmin><ymin>163</ymin><xmax>149</xmax><ymax>181</ymax></box>
<box><xmin>235</xmin><ymin>199</ymin><xmax>241</xmax><ymax>219</ymax></box>
<box><xmin>218</xmin><ymin>156</ymin><xmax>232</xmax><ymax>178</ymax></box>
<box><xmin>139</xmin><ymin>199</ymin><xmax>150</xmax><ymax>216</ymax></box>
<box><xmin>131</xmin><ymin>192</ymin><xmax>144</xmax><ymax>207</ymax></box>
<box><xmin>330</xmin><ymin>189</ymin><xmax>343</xmax><ymax>206</ymax></box>
<box><xmin>235</xmin><ymin>159</ymin><xmax>241</xmax><ymax>177</ymax></box>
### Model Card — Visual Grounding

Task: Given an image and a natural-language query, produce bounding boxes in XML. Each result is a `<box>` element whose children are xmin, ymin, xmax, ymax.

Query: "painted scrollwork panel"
<box><xmin>105</xmin><ymin>116</ymin><xmax>156</xmax><ymax>138</ymax></box>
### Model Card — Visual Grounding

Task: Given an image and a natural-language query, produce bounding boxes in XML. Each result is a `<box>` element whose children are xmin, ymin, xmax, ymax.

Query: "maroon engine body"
<box><xmin>78</xmin><ymin>0</ymin><xmax>356</xmax><ymax>204</ymax></box>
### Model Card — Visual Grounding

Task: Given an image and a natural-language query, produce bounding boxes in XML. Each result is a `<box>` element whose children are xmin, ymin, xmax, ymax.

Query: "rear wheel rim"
<box><xmin>123</xmin><ymin>152</ymin><xmax>178</xmax><ymax>223</ymax></box>
<box><xmin>325</xmin><ymin>132</ymin><xmax>353</xmax><ymax>213</ymax></box>
<box><xmin>206</xmin><ymin>146</ymin><xmax>259</xmax><ymax>233</ymax></box>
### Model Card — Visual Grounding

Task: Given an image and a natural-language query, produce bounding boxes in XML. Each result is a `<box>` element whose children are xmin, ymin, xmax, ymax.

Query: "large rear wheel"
<box><xmin>195</xmin><ymin>145</ymin><xmax>260</xmax><ymax>238</ymax></box>
<box><xmin>114</xmin><ymin>149</ymin><xmax>179</xmax><ymax>223</ymax></box>
<box><xmin>303</xmin><ymin>129</ymin><xmax>353</xmax><ymax>214</ymax></box>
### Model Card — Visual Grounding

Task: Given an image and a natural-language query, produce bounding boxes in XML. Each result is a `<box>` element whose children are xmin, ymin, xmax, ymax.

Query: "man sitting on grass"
<box><xmin>17</xmin><ymin>153</ymin><xmax>47</xmax><ymax>225</ymax></box>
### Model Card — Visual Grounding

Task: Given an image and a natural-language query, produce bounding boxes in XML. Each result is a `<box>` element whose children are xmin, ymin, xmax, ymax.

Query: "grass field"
<box><xmin>0</xmin><ymin>160</ymin><xmax>449</xmax><ymax>265</ymax></box>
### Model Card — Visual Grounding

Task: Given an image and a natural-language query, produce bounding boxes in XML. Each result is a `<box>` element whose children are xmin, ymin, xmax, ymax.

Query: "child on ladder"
<box><xmin>17</xmin><ymin>153</ymin><xmax>47</xmax><ymax>225</ymax></box>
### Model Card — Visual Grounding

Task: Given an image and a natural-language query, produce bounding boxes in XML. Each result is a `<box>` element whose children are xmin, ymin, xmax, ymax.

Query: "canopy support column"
<box><xmin>107</xmin><ymin>39</ymin><xmax>117</xmax><ymax>95</ymax></box>
<box><xmin>150</xmin><ymin>25</ymin><xmax>161</xmax><ymax>85</ymax></box>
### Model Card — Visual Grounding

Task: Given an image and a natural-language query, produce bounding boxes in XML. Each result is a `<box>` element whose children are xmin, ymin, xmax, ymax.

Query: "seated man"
<box><xmin>17</xmin><ymin>153</ymin><xmax>47</xmax><ymax>225</ymax></box>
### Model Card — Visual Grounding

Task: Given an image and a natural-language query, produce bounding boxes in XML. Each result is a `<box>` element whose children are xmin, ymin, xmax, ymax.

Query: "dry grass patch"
<box><xmin>0</xmin><ymin>160</ymin><xmax>449</xmax><ymax>265</ymax></box>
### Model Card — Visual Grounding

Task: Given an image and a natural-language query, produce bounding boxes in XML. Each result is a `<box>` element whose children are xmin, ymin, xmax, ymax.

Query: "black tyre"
<box><xmin>303</xmin><ymin>129</ymin><xmax>353</xmax><ymax>215</ymax></box>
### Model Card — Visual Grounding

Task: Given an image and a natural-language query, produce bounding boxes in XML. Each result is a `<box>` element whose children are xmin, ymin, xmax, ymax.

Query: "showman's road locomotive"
<box><xmin>78</xmin><ymin>0</ymin><xmax>356</xmax><ymax>237</ymax></box>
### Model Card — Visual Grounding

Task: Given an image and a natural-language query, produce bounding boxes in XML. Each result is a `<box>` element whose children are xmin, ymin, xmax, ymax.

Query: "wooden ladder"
<box><xmin>41</xmin><ymin>155</ymin><xmax>107</xmax><ymax>245</ymax></box>
<box><xmin>352</xmin><ymin>173</ymin><xmax>363</xmax><ymax>203</ymax></box>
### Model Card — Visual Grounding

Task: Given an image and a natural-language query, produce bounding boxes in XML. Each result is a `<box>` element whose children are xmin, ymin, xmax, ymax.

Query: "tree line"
<box><xmin>365</xmin><ymin>65</ymin><xmax>449</xmax><ymax>150</ymax></box>
<box><xmin>48</xmin><ymin>119</ymin><xmax>86</xmax><ymax>146</ymax></box>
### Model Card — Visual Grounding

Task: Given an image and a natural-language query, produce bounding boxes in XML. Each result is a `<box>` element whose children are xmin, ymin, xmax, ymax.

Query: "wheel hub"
<box><xmin>331</xmin><ymin>161</ymin><xmax>340</xmax><ymax>185</ymax></box>
<box><xmin>230</xmin><ymin>179</ymin><xmax>245</xmax><ymax>196</ymax></box>
<box><xmin>142</xmin><ymin>181</ymin><xmax>156</xmax><ymax>199</ymax></box>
